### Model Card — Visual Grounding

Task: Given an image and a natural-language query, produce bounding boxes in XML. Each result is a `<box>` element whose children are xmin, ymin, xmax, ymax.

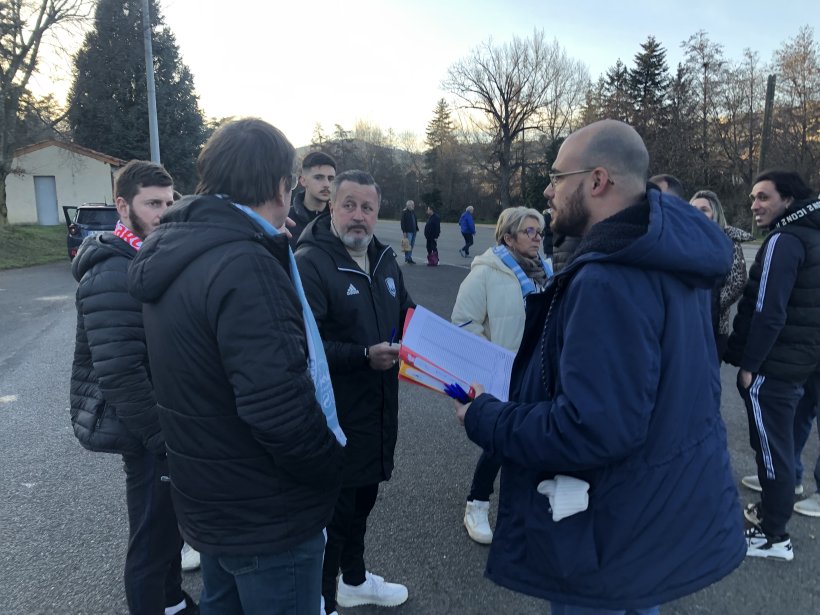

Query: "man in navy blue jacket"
<box><xmin>454</xmin><ymin>120</ymin><xmax>744</xmax><ymax>614</ymax></box>
<box><xmin>726</xmin><ymin>170</ymin><xmax>820</xmax><ymax>561</ymax></box>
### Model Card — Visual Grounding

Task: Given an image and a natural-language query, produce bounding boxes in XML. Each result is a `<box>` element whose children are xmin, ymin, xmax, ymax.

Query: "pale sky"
<box><xmin>32</xmin><ymin>0</ymin><xmax>817</xmax><ymax>148</ymax></box>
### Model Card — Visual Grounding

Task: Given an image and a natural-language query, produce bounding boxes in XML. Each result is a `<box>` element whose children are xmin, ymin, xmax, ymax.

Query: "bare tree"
<box><xmin>0</xmin><ymin>0</ymin><xmax>90</xmax><ymax>224</ymax></box>
<box><xmin>443</xmin><ymin>30</ymin><xmax>583</xmax><ymax>208</ymax></box>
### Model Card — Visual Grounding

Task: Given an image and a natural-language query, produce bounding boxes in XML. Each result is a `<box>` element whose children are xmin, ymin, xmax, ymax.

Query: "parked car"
<box><xmin>62</xmin><ymin>204</ymin><xmax>119</xmax><ymax>260</ymax></box>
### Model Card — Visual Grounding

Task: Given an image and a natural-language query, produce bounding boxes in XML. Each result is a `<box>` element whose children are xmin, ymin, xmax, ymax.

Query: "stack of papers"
<box><xmin>398</xmin><ymin>306</ymin><xmax>515</xmax><ymax>401</ymax></box>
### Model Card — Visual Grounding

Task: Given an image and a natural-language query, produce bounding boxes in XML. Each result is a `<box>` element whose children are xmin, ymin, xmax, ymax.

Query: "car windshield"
<box><xmin>77</xmin><ymin>208</ymin><xmax>119</xmax><ymax>226</ymax></box>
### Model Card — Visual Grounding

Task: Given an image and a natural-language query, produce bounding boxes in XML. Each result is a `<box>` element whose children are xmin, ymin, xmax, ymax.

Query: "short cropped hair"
<box><xmin>690</xmin><ymin>189</ymin><xmax>727</xmax><ymax>228</ymax></box>
<box><xmin>330</xmin><ymin>170</ymin><xmax>381</xmax><ymax>204</ymax></box>
<box><xmin>754</xmin><ymin>170</ymin><xmax>814</xmax><ymax>202</ymax></box>
<box><xmin>196</xmin><ymin>118</ymin><xmax>295</xmax><ymax>207</ymax></box>
<box><xmin>115</xmin><ymin>160</ymin><xmax>173</xmax><ymax>204</ymax></box>
<box><xmin>301</xmin><ymin>151</ymin><xmax>337</xmax><ymax>173</ymax></box>
<box><xmin>649</xmin><ymin>174</ymin><xmax>685</xmax><ymax>198</ymax></box>
<box><xmin>495</xmin><ymin>206</ymin><xmax>545</xmax><ymax>245</ymax></box>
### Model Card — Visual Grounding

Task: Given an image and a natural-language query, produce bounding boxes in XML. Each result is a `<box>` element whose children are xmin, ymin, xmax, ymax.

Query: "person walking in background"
<box><xmin>454</xmin><ymin>120</ymin><xmax>742</xmax><ymax>613</ymax></box>
<box><xmin>70</xmin><ymin>160</ymin><xmax>197</xmax><ymax>614</ymax></box>
<box><xmin>459</xmin><ymin>205</ymin><xmax>476</xmax><ymax>257</ymax></box>
<box><xmin>424</xmin><ymin>205</ymin><xmax>441</xmax><ymax>266</ymax></box>
<box><xmin>541</xmin><ymin>207</ymin><xmax>554</xmax><ymax>262</ymax></box>
<box><xmin>689</xmin><ymin>189</ymin><xmax>753</xmax><ymax>360</ymax></box>
<box><xmin>400</xmin><ymin>200</ymin><xmax>418</xmax><ymax>264</ymax></box>
<box><xmin>726</xmin><ymin>170</ymin><xmax>820</xmax><ymax>561</ymax></box>
<box><xmin>451</xmin><ymin>206</ymin><xmax>552</xmax><ymax>545</ymax></box>
<box><xmin>129</xmin><ymin>118</ymin><xmax>344</xmax><ymax>614</ymax></box>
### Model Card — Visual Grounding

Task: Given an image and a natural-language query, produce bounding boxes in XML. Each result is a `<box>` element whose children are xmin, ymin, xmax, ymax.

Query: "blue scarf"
<box><xmin>233</xmin><ymin>203</ymin><xmax>346</xmax><ymax>446</ymax></box>
<box><xmin>492</xmin><ymin>245</ymin><xmax>552</xmax><ymax>297</ymax></box>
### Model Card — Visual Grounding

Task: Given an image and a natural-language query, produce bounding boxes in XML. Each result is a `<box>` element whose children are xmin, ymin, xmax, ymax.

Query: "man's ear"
<box><xmin>115</xmin><ymin>196</ymin><xmax>129</xmax><ymax>220</ymax></box>
<box><xmin>299</xmin><ymin>175</ymin><xmax>307</xmax><ymax>188</ymax></box>
<box><xmin>590</xmin><ymin>168</ymin><xmax>609</xmax><ymax>195</ymax></box>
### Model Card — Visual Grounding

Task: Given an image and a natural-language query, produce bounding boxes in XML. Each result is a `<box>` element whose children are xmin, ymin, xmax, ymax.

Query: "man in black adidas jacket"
<box><xmin>726</xmin><ymin>169</ymin><xmax>820</xmax><ymax>562</ymax></box>
<box><xmin>70</xmin><ymin>160</ymin><xmax>196</xmax><ymax>614</ymax></box>
<box><xmin>296</xmin><ymin>170</ymin><xmax>414</xmax><ymax>615</ymax></box>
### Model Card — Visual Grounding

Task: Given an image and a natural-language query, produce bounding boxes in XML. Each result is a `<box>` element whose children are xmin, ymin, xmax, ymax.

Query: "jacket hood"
<box><xmin>129</xmin><ymin>195</ymin><xmax>277</xmax><ymax>303</ymax></box>
<box><xmin>562</xmin><ymin>187</ymin><xmax>733</xmax><ymax>289</ymax></box>
<box><xmin>773</xmin><ymin>198</ymin><xmax>820</xmax><ymax>231</ymax></box>
<box><xmin>471</xmin><ymin>247</ymin><xmax>516</xmax><ymax>276</ymax></box>
<box><xmin>72</xmin><ymin>232</ymin><xmax>134</xmax><ymax>282</ymax></box>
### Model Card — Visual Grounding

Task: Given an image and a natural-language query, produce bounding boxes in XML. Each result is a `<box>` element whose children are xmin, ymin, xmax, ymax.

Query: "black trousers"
<box><xmin>122</xmin><ymin>450</ymin><xmax>184</xmax><ymax>614</ymax></box>
<box><xmin>461</xmin><ymin>232</ymin><xmax>473</xmax><ymax>254</ymax></box>
<box><xmin>738</xmin><ymin>374</ymin><xmax>805</xmax><ymax>537</ymax></box>
<box><xmin>426</xmin><ymin>238</ymin><xmax>437</xmax><ymax>255</ymax></box>
<box><xmin>322</xmin><ymin>483</ymin><xmax>379</xmax><ymax>614</ymax></box>
<box><xmin>468</xmin><ymin>450</ymin><xmax>501</xmax><ymax>501</ymax></box>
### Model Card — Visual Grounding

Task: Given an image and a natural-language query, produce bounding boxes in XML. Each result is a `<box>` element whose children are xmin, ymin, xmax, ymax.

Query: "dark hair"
<box><xmin>649</xmin><ymin>174</ymin><xmax>685</xmax><ymax>198</ymax></box>
<box><xmin>115</xmin><ymin>160</ymin><xmax>173</xmax><ymax>204</ymax></box>
<box><xmin>753</xmin><ymin>170</ymin><xmax>814</xmax><ymax>201</ymax></box>
<box><xmin>301</xmin><ymin>151</ymin><xmax>337</xmax><ymax>173</ymax></box>
<box><xmin>196</xmin><ymin>118</ymin><xmax>295</xmax><ymax>207</ymax></box>
<box><xmin>330</xmin><ymin>170</ymin><xmax>381</xmax><ymax>203</ymax></box>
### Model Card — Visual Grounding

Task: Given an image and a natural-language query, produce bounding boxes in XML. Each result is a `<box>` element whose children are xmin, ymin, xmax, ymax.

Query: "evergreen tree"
<box><xmin>68</xmin><ymin>0</ymin><xmax>206</xmax><ymax>191</ymax></box>
<box><xmin>628</xmin><ymin>36</ymin><xmax>670</xmax><ymax>132</ymax></box>
<box><xmin>423</xmin><ymin>99</ymin><xmax>459</xmax><ymax>214</ymax></box>
<box><xmin>600</xmin><ymin>59</ymin><xmax>633</xmax><ymax>122</ymax></box>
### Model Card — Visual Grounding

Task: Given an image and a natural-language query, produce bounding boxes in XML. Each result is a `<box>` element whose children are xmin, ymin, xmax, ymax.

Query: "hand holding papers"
<box><xmin>398</xmin><ymin>306</ymin><xmax>515</xmax><ymax>401</ymax></box>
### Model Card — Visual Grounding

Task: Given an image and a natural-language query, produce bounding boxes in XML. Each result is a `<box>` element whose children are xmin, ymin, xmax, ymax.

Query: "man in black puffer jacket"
<box><xmin>726</xmin><ymin>170</ymin><xmax>820</xmax><ymax>562</ymax></box>
<box><xmin>70</xmin><ymin>160</ymin><xmax>196</xmax><ymax>614</ymax></box>
<box><xmin>129</xmin><ymin>119</ymin><xmax>343</xmax><ymax>615</ymax></box>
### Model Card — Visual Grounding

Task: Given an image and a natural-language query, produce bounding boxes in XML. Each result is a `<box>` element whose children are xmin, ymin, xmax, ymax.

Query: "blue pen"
<box><xmin>458</xmin><ymin>320</ymin><xmax>473</xmax><ymax>328</ymax></box>
<box><xmin>389</xmin><ymin>327</ymin><xmax>397</xmax><ymax>345</ymax></box>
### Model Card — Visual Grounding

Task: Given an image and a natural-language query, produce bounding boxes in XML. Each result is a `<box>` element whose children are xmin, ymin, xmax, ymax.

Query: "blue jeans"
<box><xmin>405</xmin><ymin>232</ymin><xmax>416</xmax><ymax>260</ymax></box>
<box><xmin>200</xmin><ymin>532</ymin><xmax>325</xmax><ymax>615</ymax></box>
<box><xmin>550</xmin><ymin>603</ymin><xmax>660</xmax><ymax>615</ymax></box>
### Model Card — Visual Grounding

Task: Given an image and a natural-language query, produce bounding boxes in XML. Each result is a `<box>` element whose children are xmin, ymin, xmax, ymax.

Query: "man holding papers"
<box><xmin>296</xmin><ymin>170</ymin><xmax>414</xmax><ymax>615</ymax></box>
<box><xmin>454</xmin><ymin>120</ymin><xmax>744</xmax><ymax>615</ymax></box>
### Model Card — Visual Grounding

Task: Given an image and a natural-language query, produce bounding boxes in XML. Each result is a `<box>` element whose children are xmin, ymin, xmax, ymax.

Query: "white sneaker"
<box><xmin>336</xmin><ymin>571</ymin><xmax>408</xmax><ymax>608</ymax></box>
<box><xmin>794</xmin><ymin>492</ymin><xmax>820</xmax><ymax>517</ymax></box>
<box><xmin>464</xmin><ymin>500</ymin><xmax>493</xmax><ymax>544</ymax></box>
<box><xmin>180</xmin><ymin>543</ymin><xmax>200</xmax><ymax>572</ymax></box>
<box><xmin>740</xmin><ymin>474</ymin><xmax>803</xmax><ymax>495</ymax></box>
<box><xmin>745</xmin><ymin>525</ymin><xmax>794</xmax><ymax>561</ymax></box>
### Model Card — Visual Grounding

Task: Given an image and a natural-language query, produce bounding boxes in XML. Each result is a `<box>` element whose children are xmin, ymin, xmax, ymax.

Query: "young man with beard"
<box><xmin>454</xmin><ymin>120</ymin><xmax>744</xmax><ymax>614</ymax></box>
<box><xmin>725</xmin><ymin>170</ymin><xmax>820</xmax><ymax>560</ymax></box>
<box><xmin>129</xmin><ymin>119</ymin><xmax>344</xmax><ymax>614</ymax></box>
<box><xmin>70</xmin><ymin>161</ymin><xmax>197</xmax><ymax>614</ymax></box>
<box><xmin>295</xmin><ymin>170</ymin><xmax>414</xmax><ymax>615</ymax></box>
<box><xmin>290</xmin><ymin>151</ymin><xmax>337</xmax><ymax>249</ymax></box>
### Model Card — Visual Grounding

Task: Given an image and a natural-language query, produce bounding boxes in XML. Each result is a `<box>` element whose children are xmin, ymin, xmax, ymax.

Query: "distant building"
<box><xmin>5</xmin><ymin>140</ymin><xmax>125</xmax><ymax>225</ymax></box>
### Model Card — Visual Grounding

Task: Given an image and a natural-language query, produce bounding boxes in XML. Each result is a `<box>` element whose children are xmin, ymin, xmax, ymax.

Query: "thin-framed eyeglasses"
<box><xmin>517</xmin><ymin>226</ymin><xmax>543</xmax><ymax>239</ymax></box>
<box><xmin>548</xmin><ymin>168</ymin><xmax>595</xmax><ymax>186</ymax></box>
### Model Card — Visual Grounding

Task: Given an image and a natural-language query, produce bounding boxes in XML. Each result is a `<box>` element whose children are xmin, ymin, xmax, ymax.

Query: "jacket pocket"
<box><xmin>525</xmin><ymin>489</ymin><xmax>599</xmax><ymax>580</ymax></box>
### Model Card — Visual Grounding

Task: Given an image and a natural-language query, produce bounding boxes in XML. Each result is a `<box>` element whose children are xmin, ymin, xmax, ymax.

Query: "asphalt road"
<box><xmin>1</xmin><ymin>220</ymin><xmax>818</xmax><ymax>614</ymax></box>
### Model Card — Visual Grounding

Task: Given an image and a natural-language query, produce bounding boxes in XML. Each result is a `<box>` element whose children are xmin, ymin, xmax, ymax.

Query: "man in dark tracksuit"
<box><xmin>296</xmin><ymin>170</ymin><xmax>414</xmax><ymax>615</ymax></box>
<box><xmin>70</xmin><ymin>161</ymin><xmax>196</xmax><ymax>614</ymax></box>
<box><xmin>726</xmin><ymin>170</ymin><xmax>820</xmax><ymax>561</ymax></box>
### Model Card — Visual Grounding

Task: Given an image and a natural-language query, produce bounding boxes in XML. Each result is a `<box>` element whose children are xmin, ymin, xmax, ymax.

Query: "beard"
<box><xmin>128</xmin><ymin>205</ymin><xmax>150</xmax><ymax>240</ymax></box>
<box><xmin>551</xmin><ymin>183</ymin><xmax>590</xmax><ymax>237</ymax></box>
<box><xmin>340</xmin><ymin>231</ymin><xmax>373</xmax><ymax>251</ymax></box>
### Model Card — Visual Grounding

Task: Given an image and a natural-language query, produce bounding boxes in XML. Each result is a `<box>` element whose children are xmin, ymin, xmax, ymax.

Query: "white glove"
<box><xmin>536</xmin><ymin>475</ymin><xmax>590</xmax><ymax>521</ymax></box>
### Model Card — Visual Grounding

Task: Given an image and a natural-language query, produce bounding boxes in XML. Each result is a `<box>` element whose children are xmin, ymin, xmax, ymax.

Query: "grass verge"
<box><xmin>0</xmin><ymin>224</ymin><xmax>67</xmax><ymax>270</ymax></box>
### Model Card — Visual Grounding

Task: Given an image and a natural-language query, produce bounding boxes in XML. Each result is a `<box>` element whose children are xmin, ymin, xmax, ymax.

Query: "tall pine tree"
<box><xmin>68</xmin><ymin>0</ymin><xmax>205</xmax><ymax>191</ymax></box>
<box><xmin>628</xmin><ymin>36</ymin><xmax>670</xmax><ymax>133</ymax></box>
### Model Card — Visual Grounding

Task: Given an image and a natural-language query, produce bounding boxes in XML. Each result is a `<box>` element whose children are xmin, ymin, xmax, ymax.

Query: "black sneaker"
<box><xmin>177</xmin><ymin>591</ymin><xmax>199</xmax><ymax>615</ymax></box>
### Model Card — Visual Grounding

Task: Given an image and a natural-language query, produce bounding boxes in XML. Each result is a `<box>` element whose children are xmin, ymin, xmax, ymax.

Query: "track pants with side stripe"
<box><xmin>738</xmin><ymin>374</ymin><xmax>805</xmax><ymax>537</ymax></box>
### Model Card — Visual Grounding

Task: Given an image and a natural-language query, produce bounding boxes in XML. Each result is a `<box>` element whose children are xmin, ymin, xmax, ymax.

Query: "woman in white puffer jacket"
<box><xmin>451</xmin><ymin>206</ymin><xmax>552</xmax><ymax>544</ymax></box>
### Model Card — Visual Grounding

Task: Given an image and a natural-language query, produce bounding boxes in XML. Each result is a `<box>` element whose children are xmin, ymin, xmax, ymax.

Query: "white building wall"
<box><xmin>6</xmin><ymin>146</ymin><xmax>116</xmax><ymax>225</ymax></box>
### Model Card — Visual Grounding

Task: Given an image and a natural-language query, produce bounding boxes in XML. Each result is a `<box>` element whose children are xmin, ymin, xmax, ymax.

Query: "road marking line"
<box><xmin>0</xmin><ymin>395</ymin><xmax>19</xmax><ymax>403</ymax></box>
